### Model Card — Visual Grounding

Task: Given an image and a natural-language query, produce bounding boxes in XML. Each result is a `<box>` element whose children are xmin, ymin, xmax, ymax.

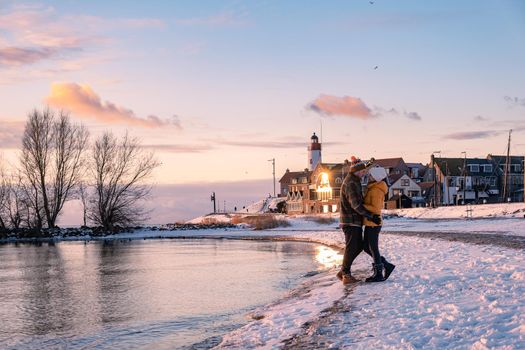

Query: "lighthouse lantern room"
<box><xmin>308</xmin><ymin>132</ymin><xmax>322</xmax><ymax>171</ymax></box>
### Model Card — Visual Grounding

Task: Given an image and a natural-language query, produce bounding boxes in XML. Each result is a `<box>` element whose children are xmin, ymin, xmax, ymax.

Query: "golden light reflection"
<box><xmin>316</xmin><ymin>172</ymin><xmax>332</xmax><ymax>193</ymax></box>
<box><xmin>315</xmin><ymin>246</ymin><xmax>343</xmax><ymax>269</ymax></box>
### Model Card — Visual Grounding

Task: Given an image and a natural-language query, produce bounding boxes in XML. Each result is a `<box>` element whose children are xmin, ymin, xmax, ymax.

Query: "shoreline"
<box><xmin>4</xmin><ymin>226</ymin><xmax>524</xmax><ymax>250</ymax></box>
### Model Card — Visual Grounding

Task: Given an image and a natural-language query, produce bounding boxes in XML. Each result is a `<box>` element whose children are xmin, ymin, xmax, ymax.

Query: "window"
<box><xmin>335</xmin><ymin>177</ymin><xmax>342</xmax><ymax>185</ymax></box>
<box><xmin>331</xmin><ymin>204</ymin><xmax>337</xmax><ymax>212</ymax></box>
<box><xmin>487</xmin><ymin>177</ymin><xmax>496</xmax><ymax>186</ymax></box>
<box><xmin>468</xmin><ymin>164</ymin><xmax>479</xmax><ymax>172</ymax></box>
<box><xmin>292</xmin><ymin>179</ymin><xmax>297</xmax><ymax>184</ymax></box>
<box><xmin>401</xmin><ymin>179</ymin><xmax>410</xmax><ymax>186</ymax></box>
<box><xmin>511</xmin><ymin>164</ymin><xmax>521</xmax><ymax>173</ymax></box>
<box><xmin>300</xmin><ymin>177</ymin><xmax>307</xmax><ymax>183</ymax></box>
<box><xmin>481</xmin><ymin>165</ymin><xmax>492</xmax><ymax>173</ymax></box>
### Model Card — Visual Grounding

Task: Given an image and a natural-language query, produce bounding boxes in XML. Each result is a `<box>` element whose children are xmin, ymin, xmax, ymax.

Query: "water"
<box><xmin>0</xmin><ymin>238</ymin><xmax>337</xmax><ymax>349</ymax></box>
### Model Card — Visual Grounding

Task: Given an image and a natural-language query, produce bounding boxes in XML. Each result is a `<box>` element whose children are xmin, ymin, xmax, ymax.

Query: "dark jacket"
<box><xmin>340</xmin><ymin>173</ymin><xmax>373</xmax><ymax>227</ymax></box>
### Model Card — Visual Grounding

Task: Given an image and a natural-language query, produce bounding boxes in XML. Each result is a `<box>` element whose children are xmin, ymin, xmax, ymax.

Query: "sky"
<box><xmin>1</xmin><ymin>0</ymin><xmax>525</xmax><ymax>222</ymax></box>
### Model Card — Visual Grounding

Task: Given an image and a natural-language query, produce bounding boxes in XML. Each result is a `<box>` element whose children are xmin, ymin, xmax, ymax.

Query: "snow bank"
<box><xmin>385</xmin><ymin>202</ymin><xmax>525</xmax><ymax>219</ymax></box>
<box><xmin>186</xmin><ymin>213</ymin><xmax>233</xmax><ymax>224</ymax></box>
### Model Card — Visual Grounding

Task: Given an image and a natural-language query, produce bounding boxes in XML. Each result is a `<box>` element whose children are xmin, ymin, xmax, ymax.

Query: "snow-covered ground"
<box><xmin>217</xmin><ymin>229</ymin><xmax>525</xmax><ymax>349</ymax></box>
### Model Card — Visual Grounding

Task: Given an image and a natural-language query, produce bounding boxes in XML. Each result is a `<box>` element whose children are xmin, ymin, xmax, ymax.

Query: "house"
<box><xmin>387</xmin><ymin>173</ymin><xmax>425</xmax><ymax>207</ymax></box>
<box><xmin>306</xmin><ymin>163</ymin><xmax>345</xmax><ymax>214</ymax></box>
<box><xmin>279</xmin><ymin>169</ymin><xmax>309</xmax><ymax>197</ymax></box>
<box><xmin>386</xmin><ymin>194</ymin><xmax>412</xmax><ymax>209</ymax></box>
<box><xmin>487</xmin><ymin>154</ymin><xmax>524</xmax><ymax>202</ymax></box>
<box><xmin>280</xmin><ymin>169</ymin><xmax>311</xmax><ymax>214</ymax></box>
<box><xmin>406</xmin><ymin>162</ymin><xmax>428</xmax><ymax>182</ymax></box>
<box><xmin>432</xmin><ymin>156</ymin><xmax>500</xmax><ymax>205</ymax></box>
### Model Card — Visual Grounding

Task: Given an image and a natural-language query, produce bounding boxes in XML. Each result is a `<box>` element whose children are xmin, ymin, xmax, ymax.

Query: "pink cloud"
<box><xmin>0</xmin><ymin>46</ymin><xmax>58</xmax><ymax>66</ymax></box>
<box><xmin>307</xmin><ymin>94</ymin><xmax>373</xmax><ymax>119</ymax></box>
<box><xmin>0</xmin><ymin>4</ymin><xmax>163</xmax><ymax>67</ymax></box>
<box><xmin>45</xmin><ymin>82</ymin><xmax>179</xmax><ymax>128</ymax></box>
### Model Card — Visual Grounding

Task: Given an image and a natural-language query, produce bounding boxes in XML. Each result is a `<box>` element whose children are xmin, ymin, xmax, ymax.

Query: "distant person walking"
<box><xmin>362</xmin><ymin>166</ymin><xmax>395</xmax><ymax>282</ymax></box>
<box><xmin>337</xmin><ymin>157</ymin><xmax>382</xmax><ymax>284</ymax></box>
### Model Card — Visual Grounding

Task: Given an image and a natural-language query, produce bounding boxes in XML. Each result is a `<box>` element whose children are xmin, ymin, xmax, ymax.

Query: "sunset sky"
<box><xmin>1</xmin><ymin>0</ymin><xmax>524</xmax><ymax>222</ymax></box>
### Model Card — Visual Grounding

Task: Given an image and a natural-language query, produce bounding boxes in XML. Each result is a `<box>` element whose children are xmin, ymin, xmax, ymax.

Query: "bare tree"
<box><xmin>20</xmin><ymin>108</ymin><xmax>89</xmax><ymax>229</ymax></box>
<box><xmin>78</xmin><ymin>181</ymin><xmax>88</xmax><ymax>227</ymax></box>
<box><xmin>0</xmin><ymin>167</ymin><xmax>9</xmax><ymax>229</ymax></box>
<box><xmin>89</xmin><ymin>132</ymin><xmax>160</xmax><ymax>231</ymax></box>
<box><xmin>4</xmin><ymin>172</ymin><xmax>25</xmax><ymax>230</ymax></box>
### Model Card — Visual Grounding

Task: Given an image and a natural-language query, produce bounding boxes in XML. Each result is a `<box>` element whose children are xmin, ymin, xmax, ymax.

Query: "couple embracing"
<box><xmin>337</xmin><ymin>157</ymin><xmax>395</xmax><ymax>284</ymax></box>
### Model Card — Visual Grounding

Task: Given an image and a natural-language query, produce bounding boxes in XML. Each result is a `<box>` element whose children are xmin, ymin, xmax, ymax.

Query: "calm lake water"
<box><xmin>0</xmin><ymin>238</ymin><xmax>339</xmax><ymax>349</ymax></box>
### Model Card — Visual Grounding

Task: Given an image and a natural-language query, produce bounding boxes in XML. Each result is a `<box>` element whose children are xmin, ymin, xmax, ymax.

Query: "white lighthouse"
<box><xmin>308</xmin><ymin>132</ymin><xmax>322</xmax><ymax>171</ymax></box>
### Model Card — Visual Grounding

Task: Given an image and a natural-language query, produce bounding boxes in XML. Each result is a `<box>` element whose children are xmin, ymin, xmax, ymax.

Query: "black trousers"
<box><xmin>341</xmin><ymin>225</ymin><xmax>382</xmax><ymax>273</ymax></box>
<box><xmin>341</xmin><ymin>225</ymin><xmax>363</xmax><ymax>273</ymax></box>
<box><xmin>363</xmin><ymin>226</ymin><xmax>382</xmax><ymax>265</ymax></box>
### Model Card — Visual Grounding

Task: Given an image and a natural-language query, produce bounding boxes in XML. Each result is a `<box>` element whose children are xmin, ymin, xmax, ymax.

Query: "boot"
<box><xmin>365</xmin><ymin>263</ymin><xmax>385</xmax><ymax>282</ymax></box>
<box><xmin>342</xmin><ymin>273</ymin><xmax>359</xmax><ymax>284</ymax></box>
<box><xmin>381</xmin><ymin>256</ymin><xmax>396</xmax><ymax>280</ymax></box>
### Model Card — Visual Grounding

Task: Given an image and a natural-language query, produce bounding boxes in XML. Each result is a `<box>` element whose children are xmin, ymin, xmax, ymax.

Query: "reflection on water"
<box><xmin>315</xmin><ymin>246</ymin><xmax>343</xmax><ymax>269</ymax></box>
<box><xmin>0</xmin><ymin>239</ymin><xmax>333</xmax><ymax>349</ymax></box>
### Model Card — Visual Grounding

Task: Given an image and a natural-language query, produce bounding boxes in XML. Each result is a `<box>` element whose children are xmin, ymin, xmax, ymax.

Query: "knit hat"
<box><xmin>369</xmin><ymin>166</ymin><xmax>388</xmax><ymax>182</ymax></box>
<box><xmin>349</xmin><ymin>156</ymin><xmax>366</xmax><ymax>173</ymax></box>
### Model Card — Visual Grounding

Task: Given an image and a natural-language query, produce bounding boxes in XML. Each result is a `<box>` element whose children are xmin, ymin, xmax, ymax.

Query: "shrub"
<box><xmin>304</xmin><ymin>215</ymin><xmax>336</xmax><ymax>225</ymax></box>
<box><xmin>230</xmin><ymin>215</ymin><xmax>290</xmax><ymax>230</ymax></box>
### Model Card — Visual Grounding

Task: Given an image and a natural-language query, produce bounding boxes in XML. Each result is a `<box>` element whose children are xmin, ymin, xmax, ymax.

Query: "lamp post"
<box><xmin>461</xmin><ymin>151</ymin><xmax>467</xmax><ymax>205</ymax></box>
<box><xmin>211</xmin><ymin>192</ymin><xmax>216</xmax><ymax>213</ymax></box>
<box><xmin>268</xmin><ymin>158</ymin><xmax>276</xmax><ymax>197</ymax></box>
<box><xmin>432</xmin><ymin>151</ymin><xmax>441</xmax><ymax>207</ymax></box>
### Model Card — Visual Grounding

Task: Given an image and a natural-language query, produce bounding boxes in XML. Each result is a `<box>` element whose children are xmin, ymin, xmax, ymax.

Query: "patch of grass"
<box><xmin>230</xmin><ymin>215</ymin><xmax>290</xmax><ymax>230</ymax></box>
<box><xmin>304</xmin><ymin>215</ymin><xmax>336</xmax><ymax>225</ymax></box>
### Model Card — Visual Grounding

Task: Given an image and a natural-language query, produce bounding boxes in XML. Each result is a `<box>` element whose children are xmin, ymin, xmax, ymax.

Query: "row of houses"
<box><xmin>278</xmin><ymin>134</ymin><xmax>524</xmax><ymax>214</ymax></box>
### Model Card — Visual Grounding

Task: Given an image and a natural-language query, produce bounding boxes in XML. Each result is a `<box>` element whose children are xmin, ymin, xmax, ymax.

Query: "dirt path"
<box><xmin>382</xmin><ymin>230</ymin><xmax>525</xmax><ymax>250</ymax></box>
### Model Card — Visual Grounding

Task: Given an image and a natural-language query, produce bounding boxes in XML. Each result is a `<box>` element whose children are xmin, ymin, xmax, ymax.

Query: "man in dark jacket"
<box><xmin>338</xmin><ymin>157</ymin><xmax>381</xmax><ymax>284</ymax></box>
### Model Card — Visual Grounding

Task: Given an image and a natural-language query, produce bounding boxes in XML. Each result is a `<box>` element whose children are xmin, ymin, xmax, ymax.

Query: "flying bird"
<box><xmin>374</xmin><ymin>65</ymin><xmax>379</xmax><ymax>70</ymax></box>
<box><xmin>370</xmin><ymin>1</ymin><xmax>374</xmax><ymax>4</ymax></box>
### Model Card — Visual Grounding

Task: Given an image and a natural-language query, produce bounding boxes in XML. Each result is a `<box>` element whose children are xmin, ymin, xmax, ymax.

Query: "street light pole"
<box><xmin>461</xmin><ymin>151</ymin><xmax>467</xmax><ymax>205</ymax></box>
<box><xmin>268</xmin><ymin>158</ymin><xmax>276</xmax><ymax>197</ymax></box>
<box><xmin>432</xmin><ymin>151</ymin><xmax>441</xmax><ymax>207</ymax></box>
